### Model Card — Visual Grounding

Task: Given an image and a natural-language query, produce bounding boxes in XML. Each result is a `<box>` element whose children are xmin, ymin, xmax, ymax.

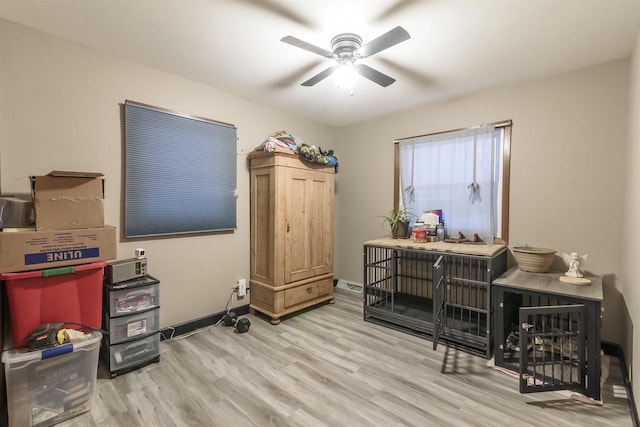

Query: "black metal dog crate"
<box><xmin>493</xmin><ymin>267</ymin><xmax>603</xmax><ymax>400</ymax></box>
<box><xmin>363</xmin><ymin>239</ymin><xmax>507</xmax><ymax>358</ymax></box>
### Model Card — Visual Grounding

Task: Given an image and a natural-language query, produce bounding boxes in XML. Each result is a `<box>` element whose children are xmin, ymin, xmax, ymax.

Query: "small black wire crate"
<box><xmin>493</xmin><ymin>282</ymin><xmax>602</xmax><ymax>400</ymax></box>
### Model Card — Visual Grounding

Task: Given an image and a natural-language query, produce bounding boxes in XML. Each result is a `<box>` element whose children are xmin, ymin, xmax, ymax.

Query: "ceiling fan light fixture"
<box><xmin>334</xmin><ymin>62</ymin><xmax>359</xmax><ymax>89</ymax></box>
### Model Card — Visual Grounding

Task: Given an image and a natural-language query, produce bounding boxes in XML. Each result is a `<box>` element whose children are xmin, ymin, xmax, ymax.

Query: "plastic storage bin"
<box><xmin>105</xmin><ymin>332</ymin><xmax>160</xmax><ymax>373</ymax></box>
<box><xmin>0</xmin><ymin>262</ymin><xmax>106</xmax><ymax>348</ymax></box>
<box><xmin>105</xmin><ymin>277</ymin><xmax>159</xmax><ymax>318</ymax></box>
<box><xmin>105</xmin><ymin>309</ymin><xmax>160</xmax><ymax>345</ymax></box>
<box><xmin>2</xmin><ymin>331</ymin><xmax>102</xmax><ymax>427</ymax></box>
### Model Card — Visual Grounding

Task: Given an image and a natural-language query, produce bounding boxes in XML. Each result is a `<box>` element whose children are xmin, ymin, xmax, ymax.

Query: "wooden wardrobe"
<box><xmin>248</xmin><ymin>149</ymin><xmax>335</xmax><ymax>324</ymax></box>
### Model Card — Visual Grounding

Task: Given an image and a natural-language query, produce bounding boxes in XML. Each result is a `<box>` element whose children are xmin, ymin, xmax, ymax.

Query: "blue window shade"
<box><xmin>124</xmin><ymin>100</ymin><xmax>237</xmax><ymax>238</ymax></box>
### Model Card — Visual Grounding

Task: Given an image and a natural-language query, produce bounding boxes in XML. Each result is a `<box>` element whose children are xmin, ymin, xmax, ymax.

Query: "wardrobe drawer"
<box><xmin>284</xmin><ymin>278</ymin><xmax>332</xmax><ymax>309</ymax></box>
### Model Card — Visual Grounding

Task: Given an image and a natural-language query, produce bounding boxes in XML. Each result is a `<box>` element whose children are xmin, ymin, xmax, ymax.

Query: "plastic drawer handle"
<box><xmin>42</xmin><ymin>343</ymin><xmax>73</xmax><ymax>359</ymax></box>
<box><xmin>41</xmin><ymin>266</ymin><xmax>76</xmax><ymax>278</ymax></box>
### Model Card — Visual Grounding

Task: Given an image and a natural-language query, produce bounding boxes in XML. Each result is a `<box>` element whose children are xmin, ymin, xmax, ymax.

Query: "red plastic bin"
<box><xmin>1</xmin><ymin>261</ymin><xmax>106</xmax><ymax>348</ymax></box>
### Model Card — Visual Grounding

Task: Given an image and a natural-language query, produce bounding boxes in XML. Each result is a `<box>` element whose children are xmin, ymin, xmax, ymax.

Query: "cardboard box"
<box><xmin>0</xmin><ymin>226</ymin><xmax>116</xmax><ymax>273</ymax></box>
<box><xmin>31</xmin><ymin>171</ymin><xmax>105</xmax><ymax>231</ymax></box>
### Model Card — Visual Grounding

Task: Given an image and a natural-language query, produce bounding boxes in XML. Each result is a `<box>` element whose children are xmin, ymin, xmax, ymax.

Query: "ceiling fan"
<box><xmin>281</xmin><ymin>26</ymin><xmax>410</xmax><ymax>88</ymax></box>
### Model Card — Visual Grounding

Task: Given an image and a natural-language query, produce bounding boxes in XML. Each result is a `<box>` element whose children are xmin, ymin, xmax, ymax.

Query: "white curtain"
<box><xmin>399</xmin><ymin>126</ymin><xmax>498</xmax><ymax>242</ymax></box>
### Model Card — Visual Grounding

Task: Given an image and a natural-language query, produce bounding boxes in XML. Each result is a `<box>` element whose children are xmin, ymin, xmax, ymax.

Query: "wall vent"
<box><xmin>336</xmin><ymin>279</ymin><xmax>363</xmax><ymax>294</ymax></box>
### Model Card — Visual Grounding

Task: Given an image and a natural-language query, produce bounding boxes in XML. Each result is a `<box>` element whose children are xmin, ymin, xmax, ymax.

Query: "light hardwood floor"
<box><xmin>56</xmin><ymin>289</ymin><xmax>634</xmax><ymax>427</ymax></box>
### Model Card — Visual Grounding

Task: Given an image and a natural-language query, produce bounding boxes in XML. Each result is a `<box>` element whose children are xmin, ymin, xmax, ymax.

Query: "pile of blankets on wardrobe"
<box><xmin>255</xmin><ymin>130</ymin><xmax>339</xmax><ymax>172</ymax></box>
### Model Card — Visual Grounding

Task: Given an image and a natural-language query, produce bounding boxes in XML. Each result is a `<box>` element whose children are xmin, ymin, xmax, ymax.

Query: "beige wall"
<box><xmin>0</xmin><ymin>19</ymin><xmax>334</xmax><ymax>328</ymax></box>
<box><xmin>333</xmin><ymin>59</ymin><xmax>629</xmax><ymax>344</ymax></box>
<box><xmin>623</xmin><ymin>26</ymin><xmax>640</xmax><ymax>413</ymax></box>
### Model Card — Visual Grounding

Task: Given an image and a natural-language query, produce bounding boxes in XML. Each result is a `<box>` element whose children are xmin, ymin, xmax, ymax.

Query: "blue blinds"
<box><xmin>124</xmin><ymin>100</ymin><xmax>237</xmax><ymax>238</ymax></box>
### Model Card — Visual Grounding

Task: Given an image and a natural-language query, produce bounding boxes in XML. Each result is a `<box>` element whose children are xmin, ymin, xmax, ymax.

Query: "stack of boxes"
<box><xmin>0</xmin><ymin>171</ymin><xmax>117</xmax><ymax>427</ymax></box>
<box><xmin>0</xmin><ymin>171</ymin><xmax>116</xmax><ymax>273</ymax></box>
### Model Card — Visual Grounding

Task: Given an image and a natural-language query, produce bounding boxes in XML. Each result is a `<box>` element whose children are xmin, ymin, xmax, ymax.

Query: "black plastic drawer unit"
<box><xmin>102</xmin><ymin>274</ymin><xmax>161</xmax><ymax>378</ymax></box>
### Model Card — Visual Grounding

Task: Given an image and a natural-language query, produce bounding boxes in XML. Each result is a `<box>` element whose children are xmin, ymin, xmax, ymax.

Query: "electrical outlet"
<box><xmin>237</xmin><ymin>278</ymin><xmax>247</xmax><ymax>297</ymax></box>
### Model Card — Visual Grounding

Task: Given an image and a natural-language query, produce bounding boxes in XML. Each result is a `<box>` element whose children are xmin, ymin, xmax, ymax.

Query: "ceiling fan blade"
<box><xmin>376</xmin><ymin>58</ymin><xmax>434</xmax><ymax>87</ymax></box>
<box><xmin>301</xmin><ymin>66</ymin><xmax>337</xmax><ymax>86</ymax></box>
<box><xmin>281</xmin><ymin>36</ymin><xmax>334</xmax><ymax>58</ymax></box>
<box><xmin>356</xmin><ymin>64</ymin><xmax>396</xmax><ymax>87</ymax></box>
<box><xmin>271</xmin><ymin>60</ymin><xmax>324</xmax><ymax>88</ymax></box>
<box><xmin>374</xmin><ymin>0</ymin><xmax>422</xmax><ymax>22</ymax></box>
<box><xmin>358</xmin><ymin>26</ymin><xmax>411</xmax><ymax>58</ymax></box>
<box><xmin>238</xmin><ymin>0</ymin><xmax>314</xmax><ymax>28</ymax></box>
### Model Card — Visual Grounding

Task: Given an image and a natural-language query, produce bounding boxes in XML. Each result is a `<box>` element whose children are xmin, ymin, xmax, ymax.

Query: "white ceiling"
<box><xmin>1</xmin><ymin>0</ymin><xmax>640</xmax><ymax>127</ymax></box>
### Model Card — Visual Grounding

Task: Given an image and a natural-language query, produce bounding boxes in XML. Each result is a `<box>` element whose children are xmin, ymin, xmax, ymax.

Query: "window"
<box><xmin>394</xmin><ymin>121</ymin><xmax>511</xmax><ymax>243</ymax></box>
<box><xmin>124</xmin><ymin>100</ymin><xmax>237</xmax><ymax>238</ymax></box>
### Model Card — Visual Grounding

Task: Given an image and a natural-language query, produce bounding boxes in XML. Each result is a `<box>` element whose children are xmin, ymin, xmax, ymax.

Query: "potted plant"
<box><xmin>381</xmin><ymin>207</ymin><xmax>413</xmax><ymax>239</ymax></box>
<box><xmin>512</xmin><ymin>244</ymin><xmax>557</xmax><ymax>273</ymax></box>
